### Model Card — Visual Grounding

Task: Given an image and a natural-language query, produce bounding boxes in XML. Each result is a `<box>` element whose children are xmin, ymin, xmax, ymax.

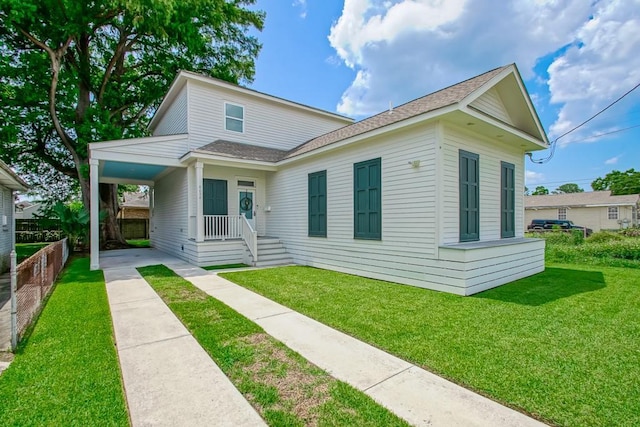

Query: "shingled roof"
<box><xmin>194</xmin><ymin>65</ymin><xmax>513</xmax><ymax>163</ymax></box>
<box><xmin>284</xmin><ymin>65</ymin><xmax>510</xmax><ymax>159</ymax></box>
<box><xmin>525</xmin><ymin>191</ymin><xmax>640</xmax><ymax>208</ymax></box>
<box><xmin>195</xmin><ymin>140</ymin><xmax>289</xmax><ymax>162</ymax></box>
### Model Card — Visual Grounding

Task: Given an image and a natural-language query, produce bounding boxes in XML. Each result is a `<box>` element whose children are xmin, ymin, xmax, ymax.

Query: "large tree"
<box><xmin>0</xmin><ymin>0</ymin><xmax>264</xmax><ymax>246</ymax></box>
<box><xmin>531</xmin><ymin>186</ymin><xmax>549</xmax><ymax>195</ymax></box>
<box><xmin>553</xmin><ymin>183</ymin><xmax>584</xmax><ymax>194</ymax></box>
<box><xmin>592</xmin><ymin>169</ymin><xmax>640</xmax><ymax>195</ymax></box>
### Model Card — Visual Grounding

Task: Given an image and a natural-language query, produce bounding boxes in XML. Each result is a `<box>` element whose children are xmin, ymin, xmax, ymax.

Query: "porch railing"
<box><xmin>204</xmin><ymin>215</ymin><xmax>242</xmax><ymax>240</ymax></box>
<box><xmin>241</xmin><ymin>214</ymin><xmax>258</xmax><ymax>262</ymax></box>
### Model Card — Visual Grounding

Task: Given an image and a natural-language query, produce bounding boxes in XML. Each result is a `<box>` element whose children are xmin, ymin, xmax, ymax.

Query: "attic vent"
<box><xmin>238</xmin><ymin>180</ymin><xmax>255</xmax><ymax>187</ymax></box>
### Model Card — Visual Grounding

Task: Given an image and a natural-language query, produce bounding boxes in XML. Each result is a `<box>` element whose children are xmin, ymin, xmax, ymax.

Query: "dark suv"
<box><xmin>527</xmin><ymin>219</ymin><xmax>593</xmax><ymax>236</ymax></box>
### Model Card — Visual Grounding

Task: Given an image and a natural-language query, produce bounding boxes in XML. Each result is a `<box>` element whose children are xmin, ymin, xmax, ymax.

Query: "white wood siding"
<box><xmin>266</xmin><ymin>123</ymin><xmax>439</xmax><ymax>286</ymax></box>
<box><xmin>187</xmin><ymin>80</ymin><xmax>351</xmax><ymax>151</ymax></box>
<box><xmin>0</xmin><ymin>186</ymin><xmax>13</xmax><ymax>273</ymax></box>
<box><xmin>183</xmin><ymin>240</ymin><xmax>246</xmax><ymax>266</ymax></box>
<box><xmin>440</xmin><ymin>122</ymin><xmax>525</xmax><ymax>245</ymax></box>
<box><xmin>469</xmin><ymin>87</ymin><xmax>514</xmax><ymax>125</ymax></box>
<box><xmin>151</xmin><ymin>168</ymin><xmax>190</xmax><ymax>262</ymax></box>
<box><xmin>97</xmin><ymin>136</ymin><xmax>190</xmax><ymax>159</ymax></box>
<box><xmin>153</xmin><ymin>85</ymin><xmax>188</xmax><ymax>136</ymax></box>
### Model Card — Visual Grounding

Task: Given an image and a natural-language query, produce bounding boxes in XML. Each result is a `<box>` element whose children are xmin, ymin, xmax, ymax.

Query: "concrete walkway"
<box><xmin>0</xmin><ymin>272</ymin><xmax>11</xmax><ymax>352</ymax></box>
<box><xmin>102</xmin><ymin>251</ymin><xmax>265</xmax><ymax>426</ymax></box>
<box><xmin>169</xmin><ymin>263</ymin><xmax>547</xmax><ymax>427</ymax></box>
<box><xmin>102</xmin><ymin>249</ymin><xmax>545</xmax><ymax>426</ymax></box>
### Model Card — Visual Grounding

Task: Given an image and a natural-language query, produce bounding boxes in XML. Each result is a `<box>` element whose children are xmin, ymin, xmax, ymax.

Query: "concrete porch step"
<box><xmin>254</xmin><ymin>258</ymin><xmax>294</xmax><ymax>268</ymax></box>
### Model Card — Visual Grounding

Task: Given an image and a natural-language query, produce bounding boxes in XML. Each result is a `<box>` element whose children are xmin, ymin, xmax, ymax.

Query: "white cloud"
<box><xmin>328</xmin><ymin>0</ymin><xmax>640</xmax><ymax>138</ymax></box>
<box><xmin>525</xmin><ymin>170</ymin><xmax>545</xmax><ymax>185</ymax></box>
<box><xmin>605</xmin><ymin>155</ymin><xmax>620</xmax><ymax>165</ymax></box>
<box><xmin>293</xmin><ymin>0</ymin><xmax>307</xmax><ymax>18</ymax></box>
<box><xmin>547</xmin><ymin>0</ymin><xmax>640</xmax><ymax>141</ymax></box>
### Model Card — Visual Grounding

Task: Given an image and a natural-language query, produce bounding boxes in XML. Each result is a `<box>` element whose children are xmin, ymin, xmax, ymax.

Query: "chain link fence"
<box><xmin>10</xmin><ymin>238</ymin><xmax>69</xmax><ymax>349</ymax></box>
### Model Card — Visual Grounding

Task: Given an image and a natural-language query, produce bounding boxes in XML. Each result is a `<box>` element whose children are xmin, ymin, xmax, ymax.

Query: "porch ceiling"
<box><xmin>101</xmin><ymin>161</ymin><xmax>169</xmax><ymax>183</ymax></box>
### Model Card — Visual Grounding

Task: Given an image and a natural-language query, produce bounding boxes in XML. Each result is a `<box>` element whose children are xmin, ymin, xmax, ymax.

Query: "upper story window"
<box><xmin>608</xmin><ymin>206</ymin><xmax>619</xmax><ymax>220</ymax></box>
<box><xmin>225</xmin><ymin>103</ymin><xmax>244</xmax><ymax>133</ymax></box>
<box><xmin>558</xmin><ymin>207</ymin><xmax>567</xmax><ymax>220</ymax></box>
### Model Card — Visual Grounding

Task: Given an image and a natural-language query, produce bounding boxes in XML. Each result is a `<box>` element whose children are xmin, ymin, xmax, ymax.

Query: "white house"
<box><xmin>0</xmin><ymin>161</ymin><xmax>29</xmax><ymax>273</ymax></box>
<box><xmin>89</xmin><ymin>64</ymin><xmax>548</xmax><ymax>295</ymax></box>
<box><xmin>525</xmin><ymin>191</ymin><xmax>640</xmax><ymax>232</ymax></box>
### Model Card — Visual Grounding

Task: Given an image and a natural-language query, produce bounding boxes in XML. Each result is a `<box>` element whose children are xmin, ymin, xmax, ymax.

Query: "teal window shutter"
<box><xmin>354</xmin><ymin>158</ymin><xmax>381</xmax><ymax>240</ymax></box>
<box><xmin>203</xmin><ymin>179</ymin><xmax>228</xmax><ymax>215</ymax></box>
<box><xmin>308</xmin><ymin>170</ymin><xmax>327</xmax><ymax>237</ymax></box>
<box><xmin>459</xmin><ymin>151</ymin><xmax>479</xmax><ymax>242</ymax></box>
<box><xmin>501</xmin><ymin>162</ymin><xmax>515</xmax><ymax>238</ymax></box>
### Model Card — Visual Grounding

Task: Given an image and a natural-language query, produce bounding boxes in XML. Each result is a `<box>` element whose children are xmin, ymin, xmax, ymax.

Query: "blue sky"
<box><xmin>249</xmin><ymin>1</ymin><xmax>640</xmax><ymax>192</ymax></box>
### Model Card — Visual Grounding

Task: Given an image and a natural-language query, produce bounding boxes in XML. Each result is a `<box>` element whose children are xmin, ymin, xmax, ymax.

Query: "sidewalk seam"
<box><xmin>117</xmin><ymin>332</ymin><xmax>192</xmax><ymax>352</ymax></box>
<box><xmin>363</xmin><ymin>366</ymin><xmax>413</xmax><ymax>392</ymax></box>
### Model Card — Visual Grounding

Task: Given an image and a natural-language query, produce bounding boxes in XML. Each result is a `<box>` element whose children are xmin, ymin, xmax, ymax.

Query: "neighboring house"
<box><xmin>89</xmin><ymin>64</ymin><xmax>548</xmax><ymax>295</ymax></box>
<box><xmin>14</xmin><ymin>201</ymin><xmax>44</xmax><ymax>219</ymax></box>
<box><xmin>0</xmin><ymin>161</ymin><xmax>29</xmax><ymax>273</ymax></box>
<box><xmin>525</xmin><ymin>191</ymin><xmax>640</xmax><ymax>232</ymax></box>
<box><xmin>117</xmin><ymin>192</ymin><xmax>150</xmax><ymax>219</ymax></box>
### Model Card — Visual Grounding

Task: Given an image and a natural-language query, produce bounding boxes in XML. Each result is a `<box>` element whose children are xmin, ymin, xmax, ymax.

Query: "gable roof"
<box><xmin>285</xmin><ymin>64</ymin><xmax>548</xmax><ymax>159</ymax></box>
<box><xmin>0</xmin><ymin>160</ymin><xmax>28</xmax><ymax>191</ymax></box>
<box><xmin>525</xmin><ymin>191</ymin><xmax>640</xmax><ymax>209</ymax></box>
<box><xmin>150</xmin><ymin>71</ymin><xmax>353</xmax><ymax>131</ymax></box>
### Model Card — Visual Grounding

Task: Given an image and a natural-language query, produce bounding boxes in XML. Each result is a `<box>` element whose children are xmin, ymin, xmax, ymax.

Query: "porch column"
<box><xmin>89</xmin><ymin>159</ymin><xmax>100</xmax><ymax>270</ymax></box>
<box><xmin>195</xmin><ymin>161</ymin><xmax>204</xmax><ymax>242</ymax></box>
<box><xmin>148</xmin><ymin>186</ymin><xmax>153</xmax><ymax>240</ymax></box>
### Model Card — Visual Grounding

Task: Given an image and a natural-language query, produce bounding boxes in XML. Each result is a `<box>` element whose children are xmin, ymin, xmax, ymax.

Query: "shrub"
<box><xmin>587</xmin><ymin>231</ymin><xmax>624</xmax><ymax>244</ymax></box>
<box><xmin>620</xmin><ymin>227</ymin><xmax>640</xmax><ymax>238</ymax></box>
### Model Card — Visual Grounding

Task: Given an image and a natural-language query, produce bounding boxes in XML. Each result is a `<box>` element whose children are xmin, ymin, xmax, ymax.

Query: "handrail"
<box><xmin>203</xmin><ymin>215</ymin><xmax>242</xmax><ymax>240</ymax></box>
<box><xmin>241</xmin><ymin>213</ymin><xmax>258</xmax><ymax>262</ymax></box>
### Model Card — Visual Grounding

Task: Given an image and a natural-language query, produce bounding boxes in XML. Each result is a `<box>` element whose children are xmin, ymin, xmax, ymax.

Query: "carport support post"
<box><xmin>90</xmin><ymin>159</ymin><xmax>100</xmax><ymax>270</ymax></box>
<box><xmin>195</xmin><ymin>161</ymin><xmax>204</xmax><ymax>242</ymax></box>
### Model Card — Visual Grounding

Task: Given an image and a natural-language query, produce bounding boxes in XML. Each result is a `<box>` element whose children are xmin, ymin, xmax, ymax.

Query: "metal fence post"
<box><xmin>10</xmin><ymin>250</ymin><xmax>17</xmax><ymax>351</ymax></box>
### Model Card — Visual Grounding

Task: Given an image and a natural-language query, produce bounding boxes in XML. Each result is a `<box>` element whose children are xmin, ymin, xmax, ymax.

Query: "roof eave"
<box><xmin>181</xmin><ymin>151</ymin><xmax>279</xmax><ymax>171</ymax></box>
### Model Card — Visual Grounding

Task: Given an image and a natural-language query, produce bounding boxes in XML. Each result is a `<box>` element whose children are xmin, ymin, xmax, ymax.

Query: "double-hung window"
<box><xmin>308</xmin><ymin>171</ymin><xmax>327</xmax><ymax>237</ymax></box>
<box><xmin>459</xmin><ymin>150</ymin><xmax>479</xmax><ymax>242</ymax></box>
<box><xmin>558</xmin><ymin>208</ymin><xmax>567</xmax><ymax>220</ymax></box>
<box><xmin>354</xmin><ymin>158</ymin><xmax>381</xmax><ymax>240</ymax></box>
<box><xmin>608</xmin><ymin>206</ymin><xmax>618</xmax><ymax>220</ymax></box>
<box><xmin>224</xmin><ymin>103</ymin><xmax>244</xmax><ymax>133</ymax></box>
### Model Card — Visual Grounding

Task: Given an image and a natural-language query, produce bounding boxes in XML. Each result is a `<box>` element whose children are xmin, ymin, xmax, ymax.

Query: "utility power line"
<box><xmin>530</xmin><ymin>80</ymin><xmax>640</xmax><ymax>164</ymax></box>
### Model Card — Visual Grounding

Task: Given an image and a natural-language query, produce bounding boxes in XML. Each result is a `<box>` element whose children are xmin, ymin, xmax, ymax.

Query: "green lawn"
<box><xmin>0</xmin><ymin>257</ymin><xmax>129</xmax><ymax>426</ymax></box>
<box><xmin>139</xmin><ymin>265</ymin><xmax>409</xmax><ymax>427</ymax></box>
<box><xmin>15</xmin><ymin>242</ymin><xmax>50</xmax><ymax>263</ymax></box>
<box><xmin>127</xmin><ymin>239</ymin><xmax>150</xmax><ymax>248</ymax></box>
<box><xmin>221</xmin><ymin>264</ymin><xmax>640</xmax><ymax>427</ymax></box>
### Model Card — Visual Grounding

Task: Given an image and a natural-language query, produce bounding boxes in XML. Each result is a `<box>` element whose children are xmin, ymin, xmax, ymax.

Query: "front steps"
<box><xmin>248</xmin><ymin>238</ymin><xmax>294</xmax><ymax>267</ymax></box>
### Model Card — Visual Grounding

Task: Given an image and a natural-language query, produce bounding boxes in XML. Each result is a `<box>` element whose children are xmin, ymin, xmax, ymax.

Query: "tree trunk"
<box><xmin>99</xmin><ymin>183</ymin><xmax>129</xmax><ymax>249</ymax></box>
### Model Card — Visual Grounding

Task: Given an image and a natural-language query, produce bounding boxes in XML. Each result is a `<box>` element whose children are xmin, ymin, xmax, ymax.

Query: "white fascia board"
<box><xmin>89</xmin><ymin>134</ymin><xmax>189</xmax><ymax>150</ymax></box>
<box><xmin>460</xmin><ymin>106</ymin><xmax>548</xmax><ymax>150</ymax></box>
<box><xmin>100</xmin><ymin>177</ymin><xmax>156</xmax><ymax>186</ymax></box>
<box><xmin>180</xmin><ymin>152</ymin><xmax>278</xmax><ymax>171</ymax></box>
<box><xmin>277</xmin><ymin>105</ymin><xmax>459</xmax><ymax>166</ymax></box>
<box><xmin>92</xmin><ymin>150</ymin><xmax>184</xmax><ymax>167</ymax></box>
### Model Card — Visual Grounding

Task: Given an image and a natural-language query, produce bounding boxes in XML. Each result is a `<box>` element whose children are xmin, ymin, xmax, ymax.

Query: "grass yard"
<box><xmin>15</xmin><ymin>242</ymin><xmax>50</xmax><ymax>263</ymax></box>
<box><xmin>0</xmin><ymin>257</ymin><xmax>129</xmax><ymax>426</ymax></box>
<box><xmin>139</xmin><ymin>265</ymin><xmax>409</xmax><ymax>427</ymax></box>
<box><xmin>127</xmin><ymin>239</ymin><xmax>150</xmax><ymax>248</ymax></box>
<box><xmin>221</xmin><ymin>264</ymin><xmax>640</xmax><ymax>426</ymax></box>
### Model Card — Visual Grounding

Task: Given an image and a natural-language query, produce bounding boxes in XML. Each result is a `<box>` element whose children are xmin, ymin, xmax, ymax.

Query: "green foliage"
<box><xmin>531</xmin><ymin>185</ymin><xmax>549</xmax><ymax>195</ymax></box>
<box><xmin>554</xmin><ymin>183</ymin><xmax>584</xmax><ymax>193</ymax></box>
<box><xmin>0</xmin><ymin>257</ymin><xmax>129</xmax><ymax>425</ymax></box>
<box><xmin>620</xmin><ymin>227</ymin><xmax>640</xmax><ymax>237</ymax></box>
<box><xmin>0</xmin><ymin>0</ymin><xmax>264</xmax><ymax>206</ymax></box>
<box><xmin>51</xmin><ymin>202</ymin><xmax>89</xmax><ymax>248</ymax></box>
<box><xmin>591</xmin><ymin>169</ymin><xmax>640</xmax><ymax>195</ymax></box>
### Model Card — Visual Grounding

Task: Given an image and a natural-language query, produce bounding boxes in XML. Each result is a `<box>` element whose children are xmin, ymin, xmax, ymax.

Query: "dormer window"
<box><xmin>225</xmin><ymin>102</ymin><xmax>244</xmax><ymax>133</ymax></box>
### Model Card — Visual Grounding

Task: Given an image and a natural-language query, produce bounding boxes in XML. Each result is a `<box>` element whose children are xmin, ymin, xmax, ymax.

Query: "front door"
<box><xmin>239</xmin><ymin>190</ymin><xmax>255</xmax><ymax>229</ymax></box>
